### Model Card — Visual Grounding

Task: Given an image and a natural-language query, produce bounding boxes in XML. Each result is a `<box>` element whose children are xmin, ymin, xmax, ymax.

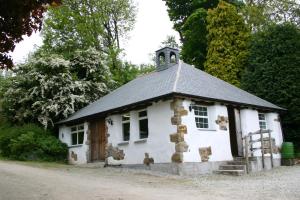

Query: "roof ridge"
<box><xmin>172</xmin><ymin>60</ymin><xmax>182</xmax><ymax>92</ymax></box>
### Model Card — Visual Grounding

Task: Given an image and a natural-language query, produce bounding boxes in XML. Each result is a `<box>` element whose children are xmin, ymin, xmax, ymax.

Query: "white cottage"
<box><xmin>58</xmin><ymin>47</ymin><xmax>284</xmax><ymax>175</ymax></box>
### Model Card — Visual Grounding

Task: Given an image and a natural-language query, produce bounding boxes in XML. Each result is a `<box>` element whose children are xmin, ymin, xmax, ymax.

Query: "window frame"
<box><xmin>70</xmin><ymin>124</ymin><xmax>85</xmax><ymax>146</ymax></box>
<box><xmin>138</xmin><ymin>110</ymin><xmax>149</xmax><ymax>139</ymax></box>
<box><xmin>193</xmin><ymin>105</ymin><xmax>209</xmax><ymax>129</ymax></box>
<box><xmin>122</xmin><ymin>113</ymin><xmax>130</xmax><ymax>141</ymax></box>
<box><xmin>258</xmin><ymin>113</ymin><xmax>267</xmax><ymax>130</ymax></box>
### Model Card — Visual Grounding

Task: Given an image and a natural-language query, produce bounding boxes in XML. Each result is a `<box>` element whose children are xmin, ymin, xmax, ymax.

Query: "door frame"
<box><xmin>90</xmin><ymin>118</ymin><xmax>107</xmax><ymax>162</ymax></box>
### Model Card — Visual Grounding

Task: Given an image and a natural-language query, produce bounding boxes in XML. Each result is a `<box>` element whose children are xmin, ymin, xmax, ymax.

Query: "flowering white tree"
<box><xmin>2</xmin><ymin>48</ymin><xmax>113</xmax><ymax>128</ymax></box>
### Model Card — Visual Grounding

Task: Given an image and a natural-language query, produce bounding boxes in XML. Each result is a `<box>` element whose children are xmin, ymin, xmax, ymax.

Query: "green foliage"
<box><xmin>40</xmin><ymin>0</ymin><xmax>136</xmax><ymax>67</ymax></box>
<box><xmin>205</xmin><ymin>1</ymin><xmax>250</xmax><ymax>87</ymax></box>
<box><xmin>2</xmin><ymin>49</ymin><xmax>113</xmax><ymax>128</ymax></box>
<box><xmin>181</xmin><ymin>8</ymin><xmax>207</xmax><ymax>69</ymax></box>
<box><xmin>241</xmin><ymin>23</ymin><xmax>300</xmax><ymax>147</ymax></box>
<box><xmin>160</xmin><ymin>35</ymin><xmax>179</xmax><ymax>49</ymax></box>
<box><xmin>0</xmin><ymin>123</ymin><xmax>68</xmax><ymax>161</ymax></box>
<box><xmin>243</xmin><ymin>0</ymin><xmax>300</xmax><ymax>31</ymax></box>
<box><xmin>113</xmin><ymin>62</ymin><xmax>155</xmax><ymax>86</ymax></box>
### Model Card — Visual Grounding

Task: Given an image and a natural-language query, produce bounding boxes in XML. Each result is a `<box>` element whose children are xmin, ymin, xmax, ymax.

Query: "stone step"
<box><xmin>214</xmin><ymin>169</ymin><xmax>245</xmax><ymax>176</ymax></box>
<box><xmin>234</xmin><ymin>157</ymin><xmax>245</xmax><ymax>161</ymax></box>
<box><xmin>227</xmin><ymin>161</ymin><xmax>246</xmax><ymax>165</ymax></box>
<box><xmin>219</xmin><ymin>165</ymin><xmax>246</xmax><ymax>170</ymax></box>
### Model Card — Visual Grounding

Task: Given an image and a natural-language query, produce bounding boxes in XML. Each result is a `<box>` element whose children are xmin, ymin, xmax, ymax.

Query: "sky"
<box><xmin>10</xmin><ymin>0</ymin><xmax>180</xmax><ymax>66</ymax></box>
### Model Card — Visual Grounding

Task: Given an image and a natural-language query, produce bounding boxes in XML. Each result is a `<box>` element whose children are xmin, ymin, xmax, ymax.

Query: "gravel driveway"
<box><xmin>0</xmin><ymin>160</ymin><xmax>299</xmax><ymax>200</ymax></box>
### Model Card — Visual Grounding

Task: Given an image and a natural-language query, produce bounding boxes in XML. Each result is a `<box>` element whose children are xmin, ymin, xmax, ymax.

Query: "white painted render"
<box><xmin>107</xmin><ymin>100</ymin><xmax>176</xmax><ymax>165</ymax></box>
<box><xmin>182</xmin><ymin>100</ymin><xmax>233</xmax><ymax>162</ymax></box>
<box><xmin>240</xmin><ymin>109</ymin><xmax>283</xmax><ymax>158</ymax></box>
<box><xmin>58</xmin><ymin>99</ymin><xmax>284</xmax><ymax>165</ymax></box>
<box><xmin>59</xmin><ymin>122</ymin><xmax>89</xmax><ymax>164</ymax></box>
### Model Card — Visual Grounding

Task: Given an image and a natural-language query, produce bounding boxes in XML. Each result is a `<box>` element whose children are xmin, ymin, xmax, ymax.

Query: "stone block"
<box><xmin>179</xmin><ymin>109</ymin><xmax>188</xmax><ymax>116</ymax></box>
<box><xmin>177</xmin><ymin>125</ymin><xmax>187</xmax><ymax>134</ymax></box>
<box><xmin>106</xmin><ymin>143</ymin><xmax>125</xmax><ymax>160</ymax></box>
<box><xmin>199</xmin><ymin>146</ymin><xmax>212</xmax><ymax>162</ymax></box>
<box><xmin>215</xmin><ymin>115</ymin><xmax>228</xmax><ymax>131</ymax></box>
<box><xmin>171</xmin><ymin>116</ymin><xmax>181</xmax><ymax>125</ymax></box>
<box><xmin>143</xmin><ymin>153</ymin><xmax>154</xmax><ymax>166</ymax></box>
<box><xmin>175</xmin><ymin>141</ymin><xmax>189</xmax><ymax>152</ymax></box>
<box><xmin>171</xmin><ymin>152</ymin><xmax>183</xmax><ymax>163</ymax></box>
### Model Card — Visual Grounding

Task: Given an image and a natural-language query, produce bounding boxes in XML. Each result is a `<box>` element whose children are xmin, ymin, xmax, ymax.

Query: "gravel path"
<box><xmin>0</xmin><ymin>160</ymin><xmax>299</xmax><ymax>200</ymax></box>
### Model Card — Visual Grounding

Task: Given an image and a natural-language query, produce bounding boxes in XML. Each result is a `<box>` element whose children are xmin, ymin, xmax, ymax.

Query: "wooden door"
<box><xmin>90</xmin><ymin>118</ymin><xmax>106</xmax><ymax>161</ymax></box>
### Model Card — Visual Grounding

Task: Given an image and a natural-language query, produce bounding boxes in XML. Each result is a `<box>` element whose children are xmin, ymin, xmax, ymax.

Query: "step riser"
<box><xmin>214</xmin><ymin>171</ymin><xmax>245</xmax><ymax>176</ymax></box>
<box><xmin>227</xmin><ymin>161</ymin><xmax>246</xmax><ymax>165</ymax></box>
<box><xmin>219</xmin><ymin>165</ymin><xmax>245</xmax><ymax>170</ymax></box>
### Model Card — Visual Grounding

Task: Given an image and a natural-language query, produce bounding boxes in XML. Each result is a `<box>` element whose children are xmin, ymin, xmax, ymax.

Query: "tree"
<box><xmin>241</xmin><ymin>23</ymin><xmax>300</xmax><ymax>147</ymax></box>
<box><xmin>164</xmin><ymin>0</ymin><xmax>243</xmax><ymax>69</ymax></box>
<box><xmin>160</xmin><ymin>35</ymin><xmax>180</xmax><ymax>49</ymax></box>
<box><xmin>164</xmin><ymin>0</ymin><xmax>219</xmax><ymax>69</ymax></box>
<box><xmin>243</xmin><ymin>0</ymin><xmax>300</xmax><ymax>31</ymax></box>
<box><xmin>181</xmin><ymin>8</ymin><xmax>207</xmax><ymax>69</ymax></box>
<box><xmin>40</xmin><ymin>0</ymin><xmax>136</xmax><ymax>69</ymax></box>
<box><xmin>2</xmin><ymin>48</ymin><xmax>113</xmax><ymax>128</ymax></box>
<box><xmin>0</xmin><ymin>0</ymin><xmax>61</xmax><ymax>69</ymax></box>
<box><xmin>204</xmin><ymin>1</ymin><xmax>250</xmax><ymax>87</ymax></box>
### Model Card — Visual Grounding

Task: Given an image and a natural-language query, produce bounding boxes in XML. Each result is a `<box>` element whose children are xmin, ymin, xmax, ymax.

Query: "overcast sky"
<box><xmin>10</xmin><ymin>0</ymin><xmax>180</xmax><ymax>65</ymax></box>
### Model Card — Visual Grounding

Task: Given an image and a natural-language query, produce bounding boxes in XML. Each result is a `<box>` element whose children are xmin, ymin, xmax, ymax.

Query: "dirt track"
<box><xmin>0</xmin><ymin>160</ymin><xmax>299</xmax><ymax>200</ymax></box>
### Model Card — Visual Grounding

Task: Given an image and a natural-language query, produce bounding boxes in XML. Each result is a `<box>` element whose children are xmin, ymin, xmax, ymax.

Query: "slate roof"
<box><xmin>58</xmin><ymin>61</ymin><xmax>283</xmax><ymax>124</ymax></box>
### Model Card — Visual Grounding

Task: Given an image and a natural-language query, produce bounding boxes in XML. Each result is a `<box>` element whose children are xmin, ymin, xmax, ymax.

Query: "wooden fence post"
<box><xmin>260</xmin><ymin>129</ymin><xmax>265</xmax><ymax>169</ymax></box>
<box><xmin>269</xmin><ymin>131</ymin><xmax>274</xmax><ymax>168</ymax></box>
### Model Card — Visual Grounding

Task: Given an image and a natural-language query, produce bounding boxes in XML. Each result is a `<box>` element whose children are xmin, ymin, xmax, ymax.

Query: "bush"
<box><xmin>0</xmin><ymin>123</ymin><xmax>68</xmax><ymax>162</ymax></box>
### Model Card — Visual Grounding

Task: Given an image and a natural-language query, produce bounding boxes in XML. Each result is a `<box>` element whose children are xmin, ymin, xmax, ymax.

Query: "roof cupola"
<box><xmin>155</xmin><ymin>47</ymin><xmax>179</xmax><ymax>71</ymax></box>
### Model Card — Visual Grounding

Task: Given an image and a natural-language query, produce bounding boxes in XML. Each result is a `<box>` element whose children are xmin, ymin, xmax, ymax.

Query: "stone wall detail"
<box><xmin>143</xmin><ymin>153</ymin><xmax>154</xmax><ymax>166</ymax></box>
<box><xmin>106</xmin><ymin>143</ymin><xmax>125</xmax><ymax>160</ymax></box>
<box><xmin>199</xmin><ymin>146</ymin><xmax>212</xmax><ymax>162</ymax></box>
<box><xmin>215</xmin><ymin>115</ymin><xmax>229</xmax><ymax>130</ymax></box>
<box><xmin>70</xmin><ymin>151</ymin><xmax>78</xmax><ymax>161</ymax></box>
<box><xmin>170</xmin><ymin>99</ymin><xmax>189</xmax><ymax>163</ymax></box>
<box><xmin>85</xmin><ymin>125</ymin><xmax>91</xmax><ymax>162</ymax></box>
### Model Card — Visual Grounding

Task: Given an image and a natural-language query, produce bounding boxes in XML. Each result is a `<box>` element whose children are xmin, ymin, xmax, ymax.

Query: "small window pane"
<box><xmin>71</xmin><ymin>133</ymin><xmax>77</xmax><ymax>145</ymax></box>
<box><xmin>259</xmin><ymin>113</ymin><xmax>265</xmax><ymax>120</ymax></box>
<box><xmin>122</xmin><ymin>114</ymin><xmax>130</xmax><ymax>121</ymax></box>
<box><xmin>78</xmin><ymin>125</ymin><xmax>84</xmax><ymax>131</ymax></box>
<box><xmin>71</xmin><ymin>127</ymin><xmax>77</xmax><ymax>132</ymax></box>
<box><xmin>78</xmin><ymin>132</ymin><xmax>84</xmax><ymax>144</ymax></box>
<box><xmin>139</xmin><ymin>119</ymin><xmax>148</xmax><ymax>139</ymax></box>
<box><xmin>139</xmin><ymin>110</ymin><xmax>147</xmax><ymax>118</ymax></box>
<box><xmin>123</xmin><ymin>122</ymin><xmax>130</xmax><ymax>141</ymax></box>
<box><xmin>195</xmin><ymin>117</ymin><xmax>209</xmax><ymax>129</ymax></box>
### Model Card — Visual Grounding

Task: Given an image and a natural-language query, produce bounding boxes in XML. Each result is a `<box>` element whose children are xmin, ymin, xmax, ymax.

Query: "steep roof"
<box><xmin>58</xmin><ymin>61</ymin><xmax>283</xmax><ymax>124</ymax></box>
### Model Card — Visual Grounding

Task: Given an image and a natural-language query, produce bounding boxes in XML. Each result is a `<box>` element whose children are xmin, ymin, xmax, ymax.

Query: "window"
<box><xmin>194</xmin><ymin>106</ymin><xmax>209</xmax><ymax>129</ymax></box>
<box><xmin>122</xmin><ymin>113</ymin><xmax>130</xmax><ymax>141</ymax></box>
<box><xmin>139</xmin><ymin>110</ymin><xmax>149</xmax><ymax>139</ymax></box>
<box><xmin>258</xmin><ymin>113</ymin><xmax>267</xmax><ymax>130</ymax></box>
<box><xmin>71</xmin><ymin>124</ymin><xmax>84</xmax><ymax>145</ymax></box>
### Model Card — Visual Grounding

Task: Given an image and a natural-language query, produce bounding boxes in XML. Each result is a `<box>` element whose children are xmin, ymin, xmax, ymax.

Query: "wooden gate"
<box><xmin>90</xmin><ymin>118</ymin><xmax>106</xmax><ymax>161</ymax></box>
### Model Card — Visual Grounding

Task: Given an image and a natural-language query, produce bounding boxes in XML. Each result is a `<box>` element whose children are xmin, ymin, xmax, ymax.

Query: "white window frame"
<box><xmin>194</xmin><ymin>105</ymin><xmax>209</xmax><ymax>129</ymax></box>
<box><xmin>138</xmin><ymin>110</ymin><xmax>149</xmax><ymax>139</ymax></box>
<box><xmin>258</xmin><ymin>113</ymin><xmax>267</xmax><ymax>130</ymax></box>
<box><xmin>122</xmin><ymin>113</ymin><xmax>130</xmax><ymax>141</ymax></box>
<box><xmin>70</xmin><ymin>124</ymin><xmax>85</xmax><ymax>146</ymax></box>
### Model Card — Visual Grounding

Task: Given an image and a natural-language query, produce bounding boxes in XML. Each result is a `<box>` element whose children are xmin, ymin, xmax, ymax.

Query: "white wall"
<box><xmin>107</xmin><ymin>100</ymin><xmax>176</xmax><ymax>165</ymax></box>
<box><xmin>266</xmin><ymin>112</ymin><xmax>283</xmax><ymax>158</ymax></box>
<box><xmin>182</xmin><ymin>100</ymin><xmax>233</xmax><ymax>162</ymax></box>
<box><xmin>240</xmin><ymin>109</ymin><xmax>283</xmax><ymax>158</ymax></box>
<box><xmin>59</xmin><ymin>122</ymin><xmax>89</xmax><ymax>164</ymax></box>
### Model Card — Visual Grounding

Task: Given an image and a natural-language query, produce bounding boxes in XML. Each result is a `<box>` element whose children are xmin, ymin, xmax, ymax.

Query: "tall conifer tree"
<box><xmin>204</xmin><ymin>1</ymin><xmax>250</xmax><ymax>87</ymax></box>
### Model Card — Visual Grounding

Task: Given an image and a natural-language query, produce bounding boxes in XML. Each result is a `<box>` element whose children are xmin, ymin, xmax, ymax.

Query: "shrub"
<box><xmin>0</xmin><ymin>123</ymin><xmax>68</xmax><ymax>162</ymax></box>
